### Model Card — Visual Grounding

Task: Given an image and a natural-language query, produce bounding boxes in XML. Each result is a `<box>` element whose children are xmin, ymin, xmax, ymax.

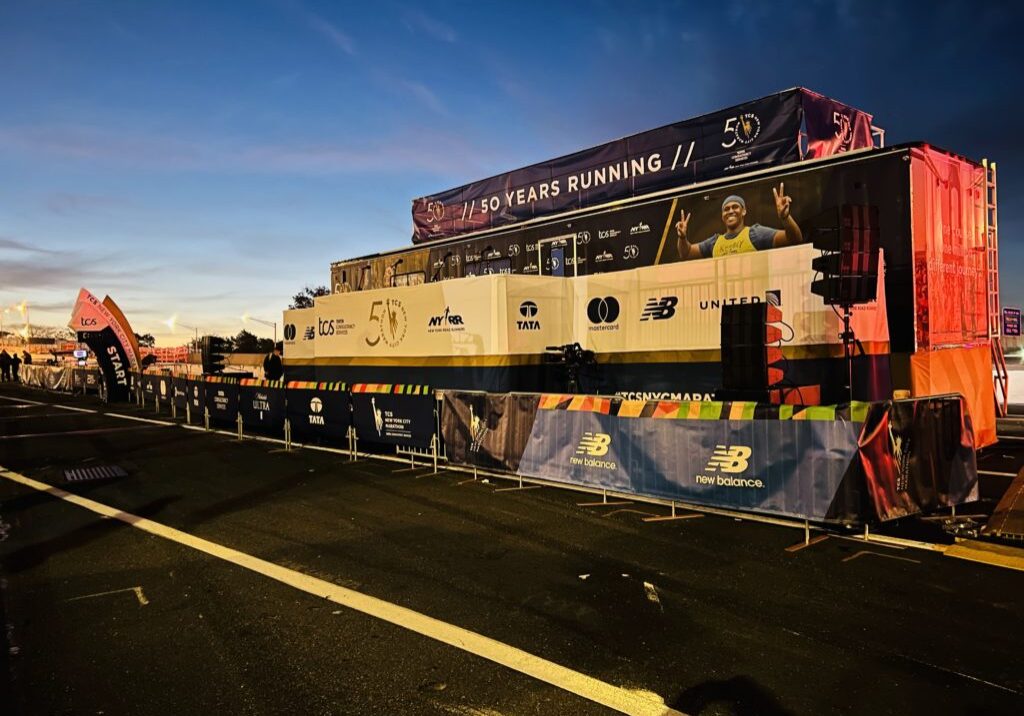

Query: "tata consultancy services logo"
<box><xmin>309</xmin><ymin>396</ymin><xmax>325</xmax><ymax>425</ymax></box>
<box><xmin>570</xmin><ymin>432</ymin><xmax>616</xmax><ymax>470</ymax></box>
<box><xmin>640</xmin><ymin>296</ymin><xmax>678</xmax><ymax>321</ymax></box>
<box><xmin>587</xmin><ymin>297</ymin><xmax>620</xmax><ymax>332</ymax></box>
<box><xmin>284</xmin><ymin>324</ymin><xmax>297</xmax><ymax>341</ymax></box>
<box><xmin>695</xmin><ymin>445</ymin><xmax>764</xmax><ymax>488</ymax></box>
<box><xmin>517</xmin><ymin>301</ymin><xmax>540</xmax><ymax>331</ymax></box>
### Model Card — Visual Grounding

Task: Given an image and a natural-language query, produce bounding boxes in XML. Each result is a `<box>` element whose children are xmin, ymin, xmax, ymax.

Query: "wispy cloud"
<box><xmin>401</xmin><ymin>80</ymin><xmax>447</xmax><ymax>115</ymax></box>
<box><xmin>0</xmin><ymin>236</ymin><xmax>56</xmax><ymax>254</ymax></box>
<box><xmin>305</xmin><ymin>13</ymin><xmax>356</xmax><ymax>55</ymax></box>
<box><xmin>402</xmin><ymin>8</ymin><xmax>457</xmax><ymax>43</ymax></box>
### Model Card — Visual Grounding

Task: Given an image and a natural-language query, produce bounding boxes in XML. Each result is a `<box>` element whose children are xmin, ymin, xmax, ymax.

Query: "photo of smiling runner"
<box><xmin>675</xmin><ymin>182</ymin><xmax>803</xmax><ymax>260</ymax></box>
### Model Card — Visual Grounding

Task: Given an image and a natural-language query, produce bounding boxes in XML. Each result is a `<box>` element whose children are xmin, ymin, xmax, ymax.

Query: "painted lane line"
<box><xmin>841</xmin><ymin>550</ymin><xmax>921</xmax><ymax>565</ymax></box>
<box><xmin>65</xmin><ymin>586</ymin><xmax>149</xmax><ymax>606</ymax></box>
<box><xmin>0</xmin><ymin>425</ymin><xmax>167</xmax><ymax>441</ymax></box>
<box><xmin>0</xmin><ymin>466</ymin><xmax>682</xmax><ymax>716</ymax></box>
<box><xmin>0</xmin><ymin>412</ymin><xmax>77</xmax><ymax>422</ymax></box>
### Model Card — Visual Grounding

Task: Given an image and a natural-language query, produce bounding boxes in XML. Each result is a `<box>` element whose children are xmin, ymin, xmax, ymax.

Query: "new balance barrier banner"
<box><xmin>441</xmin><ymin>391</ymin><xmax>539</xmax><ymax>471</ymax></box>
<box><xmin>68</xmin><ymin>289</ymin><xmax>142</xmax><ymax>402</ymax></box>
<box><xmin>286</xmin><ymin>386</ymin><xmax>351</xmax><ymax>440</ymax></box>
<box><xmin>516</xmin><ymin>406</ymin><xmax>862</xmax><ymax>522</ymax></box>
<box><xmin>186</xmin><ymin>379</ymin><xmax>205</xmax><ymax>421</ymax></box>
<box><xmin>171</xmin><ymin>377</ymin><xmax>189</xmax><ymax>409</ymax></box>
<box><xmin>412</xmin><ymin>90</ymin><xmax>805</xmax><ymax>242</ymax></box>
<box><xmin>239</xmin><ymin>381</ymin><xmax>285</xmax><ymax>433</ymax></box>
<box><xmin>205</xmin><ymin>379</ymin><xmax>239</xmax><ymax>423</ymax></box>
<box><xmin>858</xmin><ymin>396</ymin><xmax>978</xmax><ymax>521</ymax></box>
<box><xmin>351</xmin><ymin>391</ymin><xmax>434</xmax><ymax>448</ymax></box>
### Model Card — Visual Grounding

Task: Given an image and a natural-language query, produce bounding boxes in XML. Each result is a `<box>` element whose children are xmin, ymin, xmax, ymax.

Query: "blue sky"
<box><xmin>1</xmin><ymin>0</ymin><xmax>1022</xmax><ymax>344</ymax></box>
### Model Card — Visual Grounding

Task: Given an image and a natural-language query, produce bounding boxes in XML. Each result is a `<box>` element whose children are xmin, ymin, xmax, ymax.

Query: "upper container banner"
<box><xmin>412</xmin><ymin>88</ymin><xmax>873</xmax><ymax>243</ymax></box>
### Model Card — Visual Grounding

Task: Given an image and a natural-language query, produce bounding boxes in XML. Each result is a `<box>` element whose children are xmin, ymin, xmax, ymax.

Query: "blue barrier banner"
<box><xmin>352</xmin><ymin>392</ymin><xmax>434</xmax><ymax>449</ymax></box>
<box><xmin>185</xmin><ymin>379</ymin><xmax>205</xmax><ymax>420</ymax></box>
<box><xmin>171</xmin><ymin>377</ymin><xmax>189</xmax><ymax>409</ymax></box>
<box><xmin>239</xmin><ymin>382</ymin><xmax>285</xmax><ymax>433</ymax></box>
<box><xmin>204</xmin><ymin>379</ymin><xmax>239</xmax><ymax>423</ymax></box>
<box><xmin>286</xmin><ymin>387</ymin><xmax>350</xmax><ymax>441</ymax></box>
<box><xmin>516</xmin><ymin>409</ymin><xmax>861</xmax><ymax>523</ymax></box>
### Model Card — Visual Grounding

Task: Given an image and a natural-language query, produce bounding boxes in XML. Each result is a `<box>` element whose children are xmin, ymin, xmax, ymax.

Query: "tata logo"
<box><xmin>640</xmin><ymin>296</ymin><xmax>678</xmax><ymax>321</ymax></box>
<box><xmin>284</xmin><ymin>324</ymin><xmax>297</xmax><ymax>340</ymax></box>
<box><xmin>318</xmin><ymin>318</ymin><xmax>335</xmax><ymax>336</ymax></box>
<box><xmin>79</xmin><ymin>317</ymin><xmax>97</xmax><ymax>327</ymax></box>
<box><xmin>517</xmin><ymin>301</ymin><xmax>540</xmax><ymax>330</ymax></box>
<box><xmin>570</xmin><ymin>432</ymin><xmax>617</xmax><ymax>469</ymax></box>
<box><xmin>587</xmin><ymin>297</ymin><xmax>620</xmax><ymax>325</ymax></box>
<box><xmin>309</xmin><ymin>396</ymin><xmax>325</xmax><ymax>425</ymax></box>
<box><xmin>623</xmin><ymin>244</ymin><xmax>640</xmax><ymax>260</ymax></box>
<box><xmin>629</xmin><ymin>222</ymin><xmax>650</xmax><ymax>235</ymax></box>
<box><xmin>427</xmin><ymin>307</ymin><xmax>464</xmax><ymax>328</ymax></box>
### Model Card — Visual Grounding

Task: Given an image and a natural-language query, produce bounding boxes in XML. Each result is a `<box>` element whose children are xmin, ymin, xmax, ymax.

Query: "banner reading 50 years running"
<box><xmin>412</xmin><ymin>88</ymin><xmax>873</xmax><ymax>243</ymax></box>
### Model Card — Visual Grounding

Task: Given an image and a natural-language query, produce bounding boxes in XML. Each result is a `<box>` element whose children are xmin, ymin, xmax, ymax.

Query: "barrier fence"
<box><xmin>11</xmin><ymin>366</ymin><xmax>979</xmax><ymax>526</ymax></box>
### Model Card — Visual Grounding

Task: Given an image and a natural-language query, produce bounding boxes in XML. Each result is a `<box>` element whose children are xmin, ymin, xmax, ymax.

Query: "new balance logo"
<box><xmin>575</xmin><ymin>432</ymin><xmax>611</xmax><ymax>456</ymax></box>
<box><xmin>640</xmin><ymin>296</ymin><xmax>678</xmax><ymax>321</ymax></box>
<box><xmin>705</xmin><ymin>445</ymin><xmax>751</xmax><ymax>473</ymax></box>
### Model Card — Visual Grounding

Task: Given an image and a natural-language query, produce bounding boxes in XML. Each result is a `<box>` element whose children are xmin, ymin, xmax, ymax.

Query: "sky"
<box><xmin>1</xmin><ymin>0</ymin><xmax>1022</xmax><ymax>345</ymax></box>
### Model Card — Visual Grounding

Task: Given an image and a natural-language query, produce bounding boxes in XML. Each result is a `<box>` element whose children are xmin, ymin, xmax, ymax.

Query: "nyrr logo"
<box><xmin>570</xmin><ymin>432</ymin><xmax>617</xmax><ymax>470</ymax></box>
<box><xmin>640</xmin><ymin>296</ymin><xmax>678</xmax><ymax>321</ymax></box>
<box><xmin>427</xmin><ymin>306</ymin><xmax>464</xmax><ymax>328</ymax></box>
<box><xmin>517</xmin><ymin>301</ymin><xmax>540</xmax><ymax>330</ymax></box>
<box><xmin>696</xmin><ymin>445</ymin><xmax>764</xmax><ymax>488</ymax></box>
<box><xmin>705</xmin><ymin>445</ymin><xmax>751</xmax><ymax>473</ymax></box>
<box><xmin>283</xmin><ymin>324</ymin><xmax>297</xmax><ymax>340</ymax></box>
<box><xmin>575</xmin><ymin>431</ymin><xmax>610</xmax><ymax>456</ymax></box>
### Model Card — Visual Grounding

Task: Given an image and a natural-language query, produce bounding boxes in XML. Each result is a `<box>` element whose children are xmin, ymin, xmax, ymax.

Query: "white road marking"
<box><xmin>65</xmin><ymin>586</ymin><xmax>149</xmax><ymax>606</ymax></box>
<box><xmin>0</xmin><ymin>466</ymin><xmax>683</xmax><ymax>716</ymax></box>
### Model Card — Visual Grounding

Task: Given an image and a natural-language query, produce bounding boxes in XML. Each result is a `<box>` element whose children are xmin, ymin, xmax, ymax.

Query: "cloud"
<box><xmin>0</xmin><ymin>236</ymin><xmax>56</xmax><ymax>254</ymax></box>
<box><xmin>401</xmin><ymin>80</ymin><xmax>447</xmax><ymax>115</ymax></box>
<box><xmin>305</xmin><ymin>13</ymin><xmax>356</xmax><ymax>55</ymax></box>
<box><xmin>402</xmin><ymin>8</ymin><xmax>457</xmax><ymax>43</ymax></box>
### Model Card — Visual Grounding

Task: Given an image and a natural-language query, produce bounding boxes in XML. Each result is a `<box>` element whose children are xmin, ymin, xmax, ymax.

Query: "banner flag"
<box><xmin>351</xmin><ymin>390</ymin><xmax>435</xmax><ymax>448</ymax></box>
<box><xmin>186</xmin><ymin>379</ymin><xmax>206</xmax><ymax>421</ymax></box>
<box><xmin>239</xmin><ymin>381</ymin><xmax>286</xmax><ymax>433</ymax></box>
<box><xmin>441</xmin><ymin>391</ymin><xmax>538</xmax><ymax>471</ymax></box>
<box><xmin>68</xmin><ymin>288</ymin><xmax>142</xmax><ymax>402</ymax></box>
<box><xmin>286</xmin><ymin>385</ymin><xmax>351</xmax><ymax>441</ymax></box>
<box><xmin>800</xmin><ymin>88</ymin><xmax>874</xmax><ymax>158</ymax></box>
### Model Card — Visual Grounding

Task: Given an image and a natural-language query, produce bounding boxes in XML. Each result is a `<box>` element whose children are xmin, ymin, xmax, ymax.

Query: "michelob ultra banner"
<box><xmin>68</xmin><ymin>288</ymin><xmax>142</xmax><ymax>402</ymax></box>
<box><xmin>239</xmin><ymin>379</ymin><xmax>286</xmax><ymax>433</ymax></box>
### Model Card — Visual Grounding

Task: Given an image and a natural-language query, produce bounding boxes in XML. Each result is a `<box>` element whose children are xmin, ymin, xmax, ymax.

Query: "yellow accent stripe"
<box><xmin>654</xmin><ymin>198</ymin><xmax>678</xmax><ymax>265</ymax></box>
<box><xmin>945</xmin><ymin>540</ymin><xmax>1024</xmax><ymax>572</ymax></box>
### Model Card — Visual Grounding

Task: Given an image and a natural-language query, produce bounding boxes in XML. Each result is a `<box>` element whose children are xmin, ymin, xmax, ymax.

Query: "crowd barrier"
<box><xmin>441</xmin><ymin>391</ymin><xmax>979</xmax><ymax>525</ymax></box>
<box><xmin>13</xmin><ymin>368</ymin><xmax>978</xmax><ymax>527</ymax></box>
<box><xmin>19</xmin><ymin>364</ymin><xmax>103</xmax><ymax>395</ymax></box>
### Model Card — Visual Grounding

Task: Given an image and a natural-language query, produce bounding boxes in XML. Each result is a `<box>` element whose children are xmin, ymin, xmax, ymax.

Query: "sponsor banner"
<box><xmin>441</xmin><ymin>391</ymin><xmax>539</xmax><ymax>471</ymax></box>
<box><xmin>283</xmin><ymin>307</ymin><xmax>317</xmax><ymax>359</ymax></box>
<box><xmin>20</xmin><ymin>365</ymin><xmax>74</xmax><ymax>391</ymax></box>
<box><xmin>171</xmin><ymin>376</ymin><xmax>190</xmax><ymax>409</ymax></box>
<box><xmin>73</xmin><ymin>368</ymin><xmax>102</xmax><ymax>391</ymax></box>
<box><xmin>858</xmin><ymin>396</ymin><xmax>978</xmax><ymax>521</ymax></box>
<box><xmin>516</xmin><ymin>407</ymin><xmax>862</xmax><ymax>522</ymax></box>
<box><xmin>68</xmin><ymin>288</ymin><xmax>141</xmax><ymax>402</ymax></box>
<box><xmin>204</xmin><ymin>379</ymin><xmax>239</xmax><ymax>422</ymax></box>
<box><xmin>1003</xmin><ymin>307</ymin><xmax>1021</xmax><ymax>337</ymax></box>
<box><xmin>801</xmin><ymin>89</ymin><xmax>874</xmax><ymax>158</ymax></box>
<box><xmin>504</xmin><ymin>278</ymin><xmax>574</xmax><ymax>353</ymax></box>
<box><xmin>239</xmin><ymin>382</ymin><xmax>286</xmax><ymax>433</ymax></box>
<box><xmin>286</xmin><ymin>387</ymin><xmax>351</xmax><ymax>440</ymax></box>
<box><xmin>351</xmin><ymin>392</ymin><xmax>435</xmax><ymax>448</ymax></box>
<box><xmin>186</xmin><ymin>379</ymin><xmax>206</xmax><ymax>421</ymax></box>
<box><xmin>412</xmin><ymin>90</ymin><xmax>807</xmax><ymax>242</ymax></box>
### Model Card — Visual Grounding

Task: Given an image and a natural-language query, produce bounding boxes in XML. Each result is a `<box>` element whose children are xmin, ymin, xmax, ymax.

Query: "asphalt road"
<box><xmin>1</xmin><ymin>384</ymin><xmax>1022</xmax><ymax>716</ymax></box>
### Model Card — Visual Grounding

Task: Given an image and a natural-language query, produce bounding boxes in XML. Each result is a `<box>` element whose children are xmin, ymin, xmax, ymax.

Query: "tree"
<box><xmin>231</xmin><ymin>330</ymin><xmax>275</xmax><ymax>354</ymax></box>
<box><xmin>135</xmin><ymin>332</ymin><xmax>156</xmax><ymax>348</ymax></box>
<box><xmin>289</xmin><ymin>285</ymin><xmax>330</xmax><ymax>309</ymax></box>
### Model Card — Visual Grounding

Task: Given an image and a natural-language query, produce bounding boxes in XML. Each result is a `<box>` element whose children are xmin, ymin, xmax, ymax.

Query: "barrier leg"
<box><xmin>495</xmin><ymin>472</ymin><xmax>542</xmax><ymax>493</ymax></box>
<box><xmin>186</xmin><ymin>402</ymin><xmax>191</xmax><ymax>424</ymax></box>
<box><xmin>285</xmin><ymin>419</ymin><xmax>291</xmax><ymax>451</ymax></box>
<box><xmin>577</xmin><ymin>488</ymin><xmax>633</xmax><ymax>507</ymax></box>
<box><xmin>204</xmin><ymin>407</ymin><xmax>210</xmax><ymax>431</ymax></box>
<box><xmin>172</xmin><ymin>401</ymin><xmax>177</xmax><ymax>420</ymax></box>
<box><xmin>237</xmin><ymin>414</ymin><xmax>243</xmax><ymax>441</ymax></box>
<box><xmin>155</xmin><ymin>395</ymin><xmax>160</xmax><ymax>414</ymax></box>
<box><xmin>642</xmin><ymin>500</ymin><xmax>702</xmax><ymax>522</ymax></box>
